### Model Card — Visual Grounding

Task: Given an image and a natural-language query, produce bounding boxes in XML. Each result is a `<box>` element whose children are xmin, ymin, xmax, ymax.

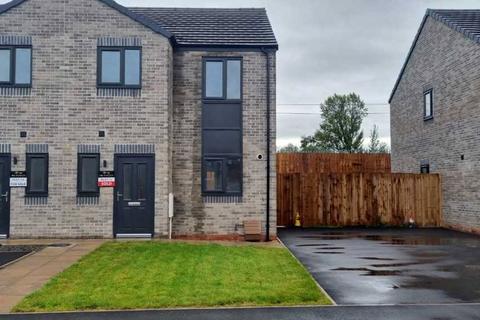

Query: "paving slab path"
<box><xmin>0</xmin><ymin>240</ymin><xmax>104</xmax><ymax>313</ymax></box>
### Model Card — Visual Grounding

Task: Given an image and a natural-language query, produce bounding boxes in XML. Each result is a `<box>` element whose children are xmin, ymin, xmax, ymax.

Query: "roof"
<box><xmin>0</xmin><ymin>0</ymin><xmax>173</xmax><ymax>39</ymax></box>
<box><xmin>389</xmin><ymin>9</ymin><xmax>480</xmax><ymax>103</ymax></box>
<box><xmin>128</xmin><ymin>7</ymin><xmax>278</xmax><ymax>49</ymax></box>
<box><xmin>0</xmin><ymin>0</ymin><xmax>278</xmax><ymax>50</ymax></box>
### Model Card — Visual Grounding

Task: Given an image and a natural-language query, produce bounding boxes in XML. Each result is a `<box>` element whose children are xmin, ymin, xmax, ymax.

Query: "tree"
<box><xmin>367</xmin><ymin>125</ymin><xmax>389</xmax><ymax>153</ymax></box>
<box><xmin>278</xmin><ymin>144</ymin><xmax>300</xmax><ymax>153</ymax></box>
<box><xmin>300</xmin><ymin>93</ymin><xmax>367</xmax><ymax>153</ymax></box>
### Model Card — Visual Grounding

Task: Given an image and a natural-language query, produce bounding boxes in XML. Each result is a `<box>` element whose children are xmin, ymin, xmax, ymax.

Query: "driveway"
<box><xmin>279</xmin><ymin>228</ymin><xmax>480</xmax><ymax>305</ymax></box>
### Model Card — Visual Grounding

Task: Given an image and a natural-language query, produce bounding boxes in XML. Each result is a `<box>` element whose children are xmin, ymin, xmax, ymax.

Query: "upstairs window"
<box><xmin>26</xmin><ymin>153</ymin><xmax>48</xmax><ymax>197</ymax></box>
<box><xmin>77</xmin><ymin>153</ymin><xmax>100</xmax><ymax>197</ymax></box>
<box><xmin>424</xmin><ymin>89</ymin><xmax>433</xmax><ymax>120</ymax></box>
<box><xmin>0</xmin><ymin>46</ymin><xmax>32</xmax><ymax>87</ymax></box>
<box><xmin>202</xmin><ymin>58</ymin><xmax>243</xmax><ymax>196</ymax></box>
<box><xmin>204</xmin><ymin>59</ymin><xmax>241</xmax><ymax>100</ymax></box>
<box><xmin>98</xmin><ymin>47</ymin><xmax>141</xmax><ymax>88</ymax></box>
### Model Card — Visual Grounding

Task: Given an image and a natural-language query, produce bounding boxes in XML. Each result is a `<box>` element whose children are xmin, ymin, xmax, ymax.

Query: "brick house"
<box><xmin>390</xmin><ymin>9</ymin><xmax>480</xmax><ymax>233</ymax></box>
<box><xmin>0</xmin><ymin>0</ymin><xmax>278</xmax><ymax>239</ymax></box>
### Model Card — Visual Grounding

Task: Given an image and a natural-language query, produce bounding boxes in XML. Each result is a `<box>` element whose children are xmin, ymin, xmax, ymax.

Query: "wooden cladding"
<box><xmin>277</xmin><ymin>153</ymin><xmax>391</xmax><ymax>175</ymax></box>
<box><xmin>277</xmin><ymin>173</ymin><xmax>442</xmax><ymax>228</ymax></box>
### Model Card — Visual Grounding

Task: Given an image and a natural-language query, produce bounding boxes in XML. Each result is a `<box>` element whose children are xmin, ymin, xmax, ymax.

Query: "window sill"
<box><xmin>97</xmin><ymin>87</ymin><xmax>141</xmax><ymax>98</ymax></box>
<box><xmin>0</xmin><ymin>85</ymin><xmax>32</xmax><ymax>88</ymax></box>
<box><xmin>203</xmin><ymin>195</ymin><xmax>243</xmax><ymax>204</ymax></box>
<box><xmin>202</xmin><ymin>192</ymin><xmax>242</xmax><ymax>197</ymax></box>
<box><xmin>97</xmin><ymin>85</ymin><xmax>141</xmax><ymax>90</ymax></box>
<box><xmin>25</xmin><ymin>195</ymin><xmax>48</xmax><ymax>198</ymax></box>
<box><xmin>202</xmin><ymin>99</ymin><xmax>243</xmax><ymax>104</ymax></box>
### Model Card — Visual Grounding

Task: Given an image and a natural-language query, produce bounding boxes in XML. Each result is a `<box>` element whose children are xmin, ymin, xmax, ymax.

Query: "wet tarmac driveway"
<box><xmin>278</xmin><ymin>228</ymin><xmax>480</xmax><ymax>305</ymax></box>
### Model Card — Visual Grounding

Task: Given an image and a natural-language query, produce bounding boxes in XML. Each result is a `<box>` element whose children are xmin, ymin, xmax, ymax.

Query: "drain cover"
<box><xmin>48</xmin><ymin>243</ymin><xmax>71</xmax><ymax>248</ymax></box>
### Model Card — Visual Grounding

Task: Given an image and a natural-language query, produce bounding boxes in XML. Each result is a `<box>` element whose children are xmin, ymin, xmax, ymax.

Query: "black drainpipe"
<box><xmin>262</xmin><ymin>48</ymin><xmax>271</xmax><ymax>242</ymax></box>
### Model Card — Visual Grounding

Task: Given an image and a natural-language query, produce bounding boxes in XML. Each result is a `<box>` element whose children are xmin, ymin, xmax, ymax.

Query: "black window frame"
<box><xmin>202</xmin><ymin>58</ymin><xmax>243</xmax><ymax>102</ymax></box>
<box><xmin>77</xmin><ymin>153</ymin><xmax>100</xmax><ymax>197</ymax></box>
<box><xmin>201</xmin><ymin>57</ymin><xmax>243</xmax><ymax>196</ymax></box>
<box><xmin>0</xmin><ymin>45</ymin><xmax>32</xmax><ymax>88</ymax></box>
<box><xmin>97</xmin><ymin>46</ymin><xmax>142</xmax><ymax>89</ymax></box>
<box><xmin>423</xmin><ymin>89</ymin><xmax>433</xmax><ymax>121</ymax></box>
<box><xmin>202</xmin><ymin>156</ymin><xmax>243</xmax><ymax>195</ymax></box>
<box><xmin>26</xmin><ymin>153</ymin><xmax>49</xmax><ymax>197</ymax></box>
<box><xmin>420</xmin><ymin>163</ymin><xmax>430</xmax><ymax>174</ymax></box>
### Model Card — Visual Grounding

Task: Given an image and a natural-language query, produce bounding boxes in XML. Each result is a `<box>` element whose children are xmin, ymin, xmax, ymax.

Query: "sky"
<box><xmin>3</xmin><ymin>0</ymin><xmax>479</xmax><ymax>148</ymax></box>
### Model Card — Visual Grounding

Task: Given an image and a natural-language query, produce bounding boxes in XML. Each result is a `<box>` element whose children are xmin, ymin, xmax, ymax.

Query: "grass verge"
<box><xmin>14</xmin><ymin>241</ymin><xmax>331</xmax><ymax>312</ymax></box>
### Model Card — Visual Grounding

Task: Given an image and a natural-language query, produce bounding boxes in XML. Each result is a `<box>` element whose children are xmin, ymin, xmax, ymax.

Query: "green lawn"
<box><xmin>14</xmin><ymin>242</ymin><xmax>332</xmax><ymax>312</ymax></box>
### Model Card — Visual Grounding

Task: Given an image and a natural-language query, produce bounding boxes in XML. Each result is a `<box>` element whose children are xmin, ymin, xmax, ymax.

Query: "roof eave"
<box><xmin>389</xmin><ymin>9</ymin><xmax>480</xmax><ymax>103</ymax></box>
<box><xmin>388</xmin><ymin>12</ymin><xmax>429</xmax><ymax>103</ymax></box>
<box><xmin>175</xmin><ymin>43</ymin><xmax>279</xmax><ymax>51</ymax></box>
<box><xmin>98</xmin><ymin>0</ymin><xmax>174</xmax><ymax>40</ymax></box>
<box><xmin>0</xmin><ymin>0</ymin><xmax>175</xmax><ymax>42</ymax></box>
<box><xmin>0</xmin><ymin>0</ymin><xmax>27</xmax><ymax>14</ymax></box>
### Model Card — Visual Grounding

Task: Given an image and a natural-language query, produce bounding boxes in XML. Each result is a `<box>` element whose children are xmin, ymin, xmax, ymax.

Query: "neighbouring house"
<box><xmin>390</xmin><ymin>9</ymin><xmax>480</xmax><ymax>233</ymax></box>
<box><xmin>0</xmin><ymin>0</ymin><xmax>278</xmax><ymax>239</ymax></box>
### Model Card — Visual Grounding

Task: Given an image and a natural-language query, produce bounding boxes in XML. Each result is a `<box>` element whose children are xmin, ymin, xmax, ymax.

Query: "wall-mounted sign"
<box><xmin>10</xmin><ymin>171</ymin><xmax>27</xmax><ymax>188</ymax></box>
<box><xmin>98</xmin><ymin>171</ymin><xmax>115</xmax><ymax>188</ymax></box>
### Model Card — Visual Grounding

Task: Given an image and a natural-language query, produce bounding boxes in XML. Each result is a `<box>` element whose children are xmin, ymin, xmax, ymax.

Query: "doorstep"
<box><xmin>0</xmin><ymin>240</ymin><xmax>104</xmax><ymax>313</ymax></box>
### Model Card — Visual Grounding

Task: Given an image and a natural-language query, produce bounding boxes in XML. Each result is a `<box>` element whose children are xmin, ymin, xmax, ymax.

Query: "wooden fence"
<box><xmin>277</xmin><ymin>153</ymin><xmax>391</xmax><ymax>175</ymax></box>
<box><xmin>277</xmin><ymin>173</ymin><xmax>442</xmax><ymax>228</ymax></box>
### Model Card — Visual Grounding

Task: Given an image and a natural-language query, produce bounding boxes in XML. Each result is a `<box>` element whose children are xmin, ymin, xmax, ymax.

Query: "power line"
<box><xmin>277</xmin><ymin>112</ymin><xmax>389</xmax><ymax>115</ymax></box>
<box><xmin>277</xmin><ymin>103</ymin><xmax>389</xmax><ymax>106</ymax></box>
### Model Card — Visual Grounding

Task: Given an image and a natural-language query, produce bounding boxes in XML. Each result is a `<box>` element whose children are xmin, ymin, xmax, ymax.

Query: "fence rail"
<box><xmin>277</xmin><ymin>153</ymin><xmax>391</xmax><ymax>175</ymax></box>
<box><xmin>277</xmin><ymin>173</ymin><xmax>442</xmax><ymax>228</ymax></box>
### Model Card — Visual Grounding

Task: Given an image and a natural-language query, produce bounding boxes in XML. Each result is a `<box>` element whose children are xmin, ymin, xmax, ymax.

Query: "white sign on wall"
<box><xmin>10</xmin><ymin>177</ymin><xmax>27</xmax><ymax>188</ymax></box>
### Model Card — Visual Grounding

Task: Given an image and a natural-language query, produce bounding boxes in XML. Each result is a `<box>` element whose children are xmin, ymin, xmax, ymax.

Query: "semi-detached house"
<box><xmin>0</xmin><ymin>0</ymin><xmax>278</xmax><ymax>239</ymax></box>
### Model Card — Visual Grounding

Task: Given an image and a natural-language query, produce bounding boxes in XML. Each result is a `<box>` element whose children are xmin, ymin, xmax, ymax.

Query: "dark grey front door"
<box><xmin>0</xmin><ymin>154</ymin><xmax>11</xmax><ymax>238</ymax></box>
<box><xmin>114</xmin><ymin>155</ymin><xmax>155</xmax><ymax>237</ymax></box>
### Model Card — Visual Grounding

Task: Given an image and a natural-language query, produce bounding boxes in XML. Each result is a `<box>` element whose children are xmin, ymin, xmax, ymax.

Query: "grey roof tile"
<box><xmin>1</xmin><ymin>1</ymin><xmax>277</xmax><ymax>49</ymax></box>
<box><xmin>428</xmin><ymin>9</ymin><xmax>480</xmax><ymax>43</ymax></box>
<box><xmin>128</xmin><ymin>7</ymin><xmax>278</xmax><ymax>49</ymax></box>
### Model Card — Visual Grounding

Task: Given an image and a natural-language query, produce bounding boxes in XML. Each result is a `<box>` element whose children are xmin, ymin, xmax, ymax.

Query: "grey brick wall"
<box><xmin>172</xmin><ymin>50</ymin><xmax>277</xmax><ymax>240</ymax></box>
<box><xmin>0</xmin><ymin>0</ymin><xmax>173</xmax><ymax>238</ymax></box>
<box><xmin>390</xmin><ymin>16</ymin><xmax>480</xmax><ymax>230</ymax></box>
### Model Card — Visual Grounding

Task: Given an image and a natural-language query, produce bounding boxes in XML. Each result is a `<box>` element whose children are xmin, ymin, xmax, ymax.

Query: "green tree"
<box><xmin>367</xmin><ymin>125</ymin><xmax>389</xmax><ymax>153</ymax></box>
<box><xmin>278</xmin><ymin>144</ymin><xmax>300</xmax><ymax>153</ymax></box>
<box><xmin>301</xmin><ymin>93</ymin><xmax>367</xmax><ymax>153</ymax></box>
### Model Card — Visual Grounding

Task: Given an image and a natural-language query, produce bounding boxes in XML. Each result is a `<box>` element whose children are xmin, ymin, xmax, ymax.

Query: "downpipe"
<box><xmin>262</xmin><ymin>48</ymin><xmax>271</xmax><ymax>242</ymax></box>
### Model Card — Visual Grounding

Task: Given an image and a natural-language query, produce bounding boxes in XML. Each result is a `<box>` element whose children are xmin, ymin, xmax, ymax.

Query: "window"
<box><xmin>0</xmin><ymin>46</ymin><xmax>32</xmax><ymax>87</ymax></box>
<box><xmin>204</xmin><ymin>58</ymin><xmax>242</xmax><ymax>100</ymax></box>
<box><xmin>204</xmin><ymin>159</ymin><xmax>223</xmax><ymax>192</ymax></box>
<box><xmin>420</xmin><ymin>163</ymin><xmax>430</xmax><ymax>174</ymax></box>
<box><xmin>77</xmin><ymin>154</ymin><xmax>100</xmax><ymax>197</ymax></box>
<box><xmin>203</xmin><ymin>158</ymin><xmax>242</xmax><ymax>193</ymax></box>
<box><xmin>97</xmin><ymin>47</ymin><xmax>141</xmax><ymax>88</ymax></box>
<box><xmin>26</xmin><ymin>154</ymin><xmax>48</xmax><ymax>197</ymax></box>
<box><xmin>424</xmin><ymin>89</ymin><xmax>433</xmax><ymax>120</ymax></box>
<box><xmin>202</xmin><ymin>58</ymin><xmax>243</xmax><ymax>196</ymax></box>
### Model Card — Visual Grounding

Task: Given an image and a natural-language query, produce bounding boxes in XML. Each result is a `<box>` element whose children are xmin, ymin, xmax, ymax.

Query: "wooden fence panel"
<box><xmin>277</xmin><ymin>173</ymin><xmax>442</xmax><ymax>228</ymax></box>
<box><xmin>277</xmin><ymin>153</ymin><xmax>391</xmax><ymax>174</ymax></box>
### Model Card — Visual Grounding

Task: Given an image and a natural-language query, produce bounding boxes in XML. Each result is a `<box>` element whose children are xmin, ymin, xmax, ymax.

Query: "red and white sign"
<box><xmin>98</xmin><ymin>177</ymin><xmax>116</xmax><ymax>188</ymax></box>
